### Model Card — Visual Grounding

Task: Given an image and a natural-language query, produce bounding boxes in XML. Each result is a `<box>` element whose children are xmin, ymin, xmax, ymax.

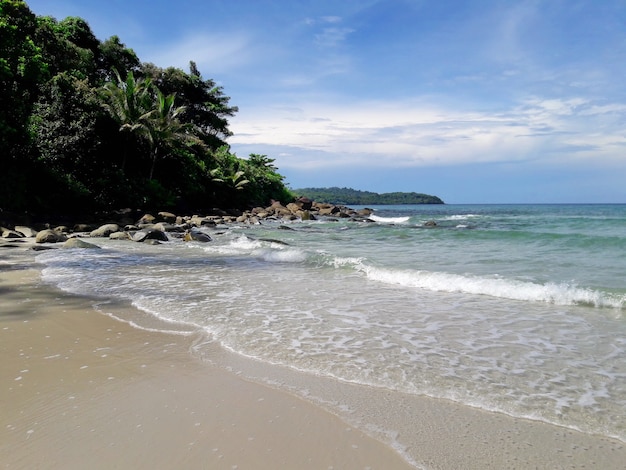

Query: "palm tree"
<box><xmin>102</xmin><ymin>71</ymin><xmax>200</xmax><ymax>180</ymax></box>
<box><xmin>101</xmin><ymin>70</ymin><xmax>152</xmax><ymax>171</ymax></box>
<box><xmin>143</xmin><ymin>88</ymin><xmax>197</xmax><ymax>180</ymax></box>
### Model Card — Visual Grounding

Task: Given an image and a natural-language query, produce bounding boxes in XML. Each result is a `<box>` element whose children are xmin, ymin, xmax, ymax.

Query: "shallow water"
<box><xmin>37</xmin><ymin>204</ymin><xmax>626</xmax><ymax>443</ymax></box>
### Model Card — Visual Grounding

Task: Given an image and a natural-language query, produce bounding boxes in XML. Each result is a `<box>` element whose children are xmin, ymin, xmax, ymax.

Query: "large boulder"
<box><xmin>90</xmin><ymin>224</ymin><xmax>120</xmax><ymax>237</ymax></box>
<box><xmin>35</xmin><ymin>229</ymin><xmax>67</xmax><ymax>244</ymax></box>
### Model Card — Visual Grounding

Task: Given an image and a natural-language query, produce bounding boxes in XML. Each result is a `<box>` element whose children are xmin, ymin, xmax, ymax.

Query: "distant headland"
<box><xmin>293</xmin><ymin>187</ymin><xmax>444</xmax><ymax>205</ymax></box>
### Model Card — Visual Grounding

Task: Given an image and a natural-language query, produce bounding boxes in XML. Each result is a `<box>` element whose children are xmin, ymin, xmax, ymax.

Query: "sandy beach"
<box><xmin>2</xmin><ymin>240</ymin><xmax>626</xmax><ymax>469</ymax></box>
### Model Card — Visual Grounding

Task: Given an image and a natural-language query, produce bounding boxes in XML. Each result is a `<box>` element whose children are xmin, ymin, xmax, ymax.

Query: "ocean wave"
<box><xmin>323</xmin><ymin>257</ymin><xmax>624</xmax><ymax>309</ymax></box>
<box><xmin>202</xmin><ymin>235</ymin><xmax>307</xmax><ymax>263</ymax></box>
<box><xmin>369</xmin><ymin>215</ymin><xmax>411</xmax><ymax>224</ymax></box>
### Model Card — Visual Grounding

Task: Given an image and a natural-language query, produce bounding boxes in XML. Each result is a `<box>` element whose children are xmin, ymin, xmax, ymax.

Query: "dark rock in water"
<box><xmin>63</xmin><ymin>238</ymin><xmax>101</xmax><ymax>249</ymax></box>
<box><xmin>424</xmin><ymin>220</ymin><xmax>438</xmax><ymax>227</ymax></box>
<box><xmin>259</xmin><ymin>238</ymin><xmax>290</xmax><ymax>246</ymax></box>
<box><xmin>132</xmin><ymin>229</ymin><xmax>169</xmax><ymax>242</ymax></box>
<box><xmin>30</xmin><ymin>245</ymin><xmax>56</xmax><ymax>251</ymax></box>
<box><xmin>278</xmin><ymin>225</ymin><xmax>295</xmax><ymax>231</ymax></box>
<box><xmin>183</xmin><ymin>230</ymin><xmax>212</xmax><ymax>242</ymax></box>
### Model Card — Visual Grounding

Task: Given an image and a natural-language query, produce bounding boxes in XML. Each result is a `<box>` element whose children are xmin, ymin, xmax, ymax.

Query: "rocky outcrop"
<box><xmin>1</xmin><ymin>199</ymin><xmax>373</xmax><ymax>249</ymax></box>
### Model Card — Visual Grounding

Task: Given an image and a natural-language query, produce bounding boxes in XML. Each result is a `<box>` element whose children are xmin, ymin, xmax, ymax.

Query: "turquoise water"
<box><xmin>37</xmin><ymin>204</ymin><xmax>626</xmax><ymax>442</ymax></box>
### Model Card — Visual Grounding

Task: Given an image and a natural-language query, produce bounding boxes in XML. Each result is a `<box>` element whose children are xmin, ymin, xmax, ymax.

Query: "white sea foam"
<box><xmin>353</xmin><ymin>263</ymin><xmax>624</xmax><ymax>308</ymax></box>
<box><xmin>369</xmin><ymin>215</ymin><xmax>410</xmax><ymax>224</ymax></box>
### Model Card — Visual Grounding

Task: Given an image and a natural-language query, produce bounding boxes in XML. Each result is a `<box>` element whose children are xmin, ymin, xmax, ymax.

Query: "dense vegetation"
<box><xmin>294</xmin><ymin>187</ymin><xmax>444</xmax><ymax>205</ymax></box>
<box><xmin>0</xmin><ymin>0</ymin><xmax>293</xmax><ymax>216</ymax></box>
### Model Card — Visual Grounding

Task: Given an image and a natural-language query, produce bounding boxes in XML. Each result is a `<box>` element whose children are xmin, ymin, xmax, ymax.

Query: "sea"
<box><xmin>35</xmin><ymin>203</ymin><xmax>626</xmax><ymax>456</ymax></box>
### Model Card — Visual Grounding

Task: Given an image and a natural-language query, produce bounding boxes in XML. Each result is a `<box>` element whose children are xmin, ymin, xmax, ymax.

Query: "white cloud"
<box><xmin>230</xmin><ymin>96</ymin><xmax>626</xmax><ymax>170</ymax></box>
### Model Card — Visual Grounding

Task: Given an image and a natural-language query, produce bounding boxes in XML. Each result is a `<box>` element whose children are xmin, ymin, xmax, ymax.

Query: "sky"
<box><xmin>25</xmin><ymin>0</ymin><xmax>626</xmax><ymax>203</ymax></box>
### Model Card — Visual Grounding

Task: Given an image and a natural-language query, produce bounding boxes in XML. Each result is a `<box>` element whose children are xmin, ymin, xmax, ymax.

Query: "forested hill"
<box><xmin>293</xmin><ymin>188</ymin><xmax>444</xmax><ymax>205</ymax></box>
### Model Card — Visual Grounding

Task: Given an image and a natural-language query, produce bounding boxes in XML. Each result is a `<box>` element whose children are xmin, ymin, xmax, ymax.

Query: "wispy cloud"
<box><xmin>142</xmin><ymin>32</ymin><xmax>253</xmax><ymax>73</ymax></box>
<box><xmin>314</xmin><ymin>26</ymin><xmax>355</xmax><ymax>47</ymax></box>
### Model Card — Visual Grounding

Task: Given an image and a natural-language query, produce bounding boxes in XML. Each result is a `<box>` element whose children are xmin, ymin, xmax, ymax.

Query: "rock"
<box><xmin>30</xmin><ymin>245</ymin><xmax>56</xmax><ymax>251</ymax></box>
<box><xmin>54</xmin><ymin>225</ymin><xmax>70</xmax><ymax>233</ymax></box>
<box><xmin>63</xmin><ymin>238</ymin><xmax>101</xmax><ymax>249</ymax></box>
<box><xmin>14</xmin><ymin>226</ymin><xmax>38</xmax><ymax>237</ymax></box>
<box><xmin>157</xmin><ymin>211</ymin><xmax>177</xmax><ymax>223</ymax></box>
<box><xmin>424</xmin><ymin>220</ymin><xmax>437</xmax><ymax>227</ymax></box>
<box><xmin>90</xmin><ymin>223</ymin><xmax>120</xmax><ymax>237</ymax></box>
<box><xmin>144</xmin><ymin>239</ymin><xmax>162</xmax><ymax>245</ymax></box>
<box><xmin>137</xmin><ymin>214</ymin><xmax>156</xmax><ymax>225</ymax></box>
<box><xmin>296</xmin><ymin>197</ymin><xmax>313</xmax><ymax>210</ymax></box>
<box><xmin>297</xmin><ymin>210</ymin><xmax>313</xmax><ymax>221</ymax></box>
<box><xmin>2</xmin><ymin>229</ymin><xmax>23</xmax><ymax>239</ymax></box>
<box><xmin>318</xmin><ymin>206</ymin><xmax>340</xmax><ymax>216</ymax></box>
<box><xmin>153</xmin><ymin>222</ymin><xmax>184</xmax><ymax>233</ymax></box>
<box><xmin>110</xmin><ymin>231</ymin><xmax>131</xmax><ymax>240</ymax></box>
<box><xmin>183</xmin><ymin>230</ymin><xmax>212</xmax><ymax>242</ymax></box>
<box><xmin>35</xmin><ymin>229</ymin><xmax>67</xmax><ymax>243</ymax></box>
<box><xmin>73</xmin><ymin>223</ymin><xmax>95</xmax><ymax>232</ymax></box>
<box><xmin>286</xmin><ymin>202</ymin><xmax>300</xmax><ymax>213</ymax></box>
<box><xmin>132</xmin><ymin>229</ymin><xmax>169</xmax><ymax>243</ymax></box>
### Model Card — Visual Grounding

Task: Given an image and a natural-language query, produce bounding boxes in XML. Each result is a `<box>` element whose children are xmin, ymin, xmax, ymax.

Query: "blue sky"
<box><xmin>26</xmin><ymin>0</ymin><xmax>626</xmax><ymax>203</ymax></box>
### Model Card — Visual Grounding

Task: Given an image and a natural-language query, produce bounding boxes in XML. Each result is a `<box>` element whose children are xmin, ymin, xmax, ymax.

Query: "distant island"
<box><xmin>293</xmin><ymin>187</ymin><xmax>444</xmax><ymax>205</ymax></box>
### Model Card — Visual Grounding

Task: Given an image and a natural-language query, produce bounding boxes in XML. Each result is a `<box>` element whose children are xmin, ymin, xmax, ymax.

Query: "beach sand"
<box><xmin>2</xmin><ymin>242</ymin><xmax>625</xmax><ymax>469</ymax></box>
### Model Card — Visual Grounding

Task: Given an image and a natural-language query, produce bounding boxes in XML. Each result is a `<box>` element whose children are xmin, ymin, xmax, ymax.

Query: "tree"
<box><xmin>0</xmin><ymin>0</ymin><xmax>47</xmax><ymax>157</ymax></box>
<box><xmin>98</xmin><ymin>35</ymin><xmax>140</xmax><ymax>83</ymax></box>
<box><xmin>143</xmin><ymin>88</ymin><xmax>198</xmax><ymax>180</ymax></box>
<box><xmin>141</xmin><ymin>61</ymin><xmax>238</xmax><ymax>150</ymax></box>
<box><xmin>100</xmin><ymin>70</ymin><xmax>153</xmax><ymax>172</ymax></box>
<box><xmin>0</xmin><ymin>0</ymin><xmax>49</xmax><ymax>211</ymax></box>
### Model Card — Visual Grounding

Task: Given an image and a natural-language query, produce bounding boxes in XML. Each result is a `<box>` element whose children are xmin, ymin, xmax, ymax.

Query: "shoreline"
<box><xmin>2</xmin><ymin>243</ymin><xmax>626</xmax><ymax>469</ymax></box>
<box><xmin>0</xmin><ymin>252</ymin><xmax>412</xmax><ymax>469</ymax></box>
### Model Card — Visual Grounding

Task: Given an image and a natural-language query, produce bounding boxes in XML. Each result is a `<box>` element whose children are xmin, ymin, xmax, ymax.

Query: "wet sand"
<box><xmin>2</xmin><ymin>242</ymin><xmax>625</xmax><ymax>469</ymax></box>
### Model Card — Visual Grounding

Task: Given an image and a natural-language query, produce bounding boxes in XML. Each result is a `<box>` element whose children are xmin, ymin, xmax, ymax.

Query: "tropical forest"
<box><xmin>0</xmin><ymin>0</ymin><xmax>293</xmax><ymax>216</ymax></box>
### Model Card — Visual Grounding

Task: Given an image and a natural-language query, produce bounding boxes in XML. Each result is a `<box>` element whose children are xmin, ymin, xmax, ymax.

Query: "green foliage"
<box><xmin>0</xmin><ymin>1</ymin><xmax>293</xmax><ymax>214</ymax></box>
<box><xmin>0</xmin><ymin>0</ymin><xmax>47</xmax><ymax>158</ymax></box>
<box><xmin>293</xmin><ymin>187</ymin><xmax>444</xmax><ymax>205</ymax></box>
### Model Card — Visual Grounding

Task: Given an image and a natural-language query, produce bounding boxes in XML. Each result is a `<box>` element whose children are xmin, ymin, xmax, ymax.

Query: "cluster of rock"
<box><xmin>0</xmin><ymin>199</ymin><xmax>374</xmax><ymax>249</ymax></box>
